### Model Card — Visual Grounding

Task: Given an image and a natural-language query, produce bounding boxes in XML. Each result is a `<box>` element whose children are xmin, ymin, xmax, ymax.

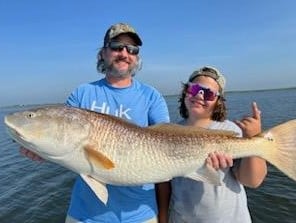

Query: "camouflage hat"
<box><xmin>104</xmin><ymin>23</ymin><xmax>142</xmax><ymax>46</ymax></box>
<box><xmin>188</xmin><ymin>66</ymin><xmax>226</xmax><ymax>94</ymax></box>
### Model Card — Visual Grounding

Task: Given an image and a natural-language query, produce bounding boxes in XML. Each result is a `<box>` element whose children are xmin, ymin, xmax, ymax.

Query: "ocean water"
<box><xmin>1</xmin><ymin>88</ymin><xmax>296</xmax><ymax>223</ymax></box>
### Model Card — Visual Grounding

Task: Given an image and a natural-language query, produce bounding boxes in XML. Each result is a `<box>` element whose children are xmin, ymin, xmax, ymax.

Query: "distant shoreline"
<box><xmin>1</xmin><ymin>87</ymin><xmax>295</xmax><ymax>109</ymax></box>
<box><xmin>226</xmin><ymin>86</ymin><xmax>296</xmax><ymax>93</ymax></box>
<box><xmin>164</xmin><ymin>86</ymin><xmax>296</xmax><ymax>97</ymax></box>
<box><xmin>0</xmin><ymin>103</ymin><xmax>63</xmax><ymax>110</ymax></box>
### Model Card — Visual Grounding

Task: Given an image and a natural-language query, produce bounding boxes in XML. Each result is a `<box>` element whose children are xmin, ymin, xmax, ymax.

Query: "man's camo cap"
<box><xmin>104</xmin><ymin>23</ymin><xmax>142</xmax><ymax>46</ymax></box>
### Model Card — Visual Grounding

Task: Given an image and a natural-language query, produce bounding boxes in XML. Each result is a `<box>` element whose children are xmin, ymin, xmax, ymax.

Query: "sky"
<box><xmin>1</xmin><ymin>0</ymin><xmax>296</xmax><ymax>107</ymax></box>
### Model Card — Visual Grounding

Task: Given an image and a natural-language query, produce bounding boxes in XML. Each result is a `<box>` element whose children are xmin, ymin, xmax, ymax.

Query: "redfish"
<box><xmin>4</xmin><ymin>105</ymin><xmax>296</xmax><ymax>204</ymax></box>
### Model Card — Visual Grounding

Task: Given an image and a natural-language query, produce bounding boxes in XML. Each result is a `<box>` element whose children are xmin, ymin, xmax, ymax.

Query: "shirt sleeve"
<box><xmin>148</xmin><ymin>91</ymin><xmax>170</xmax><ymax>125</ymax></box>
<box><xmin>66</xmin><ymin>88</ymin><xmax>80</xmax><ymax>107</ymax></box>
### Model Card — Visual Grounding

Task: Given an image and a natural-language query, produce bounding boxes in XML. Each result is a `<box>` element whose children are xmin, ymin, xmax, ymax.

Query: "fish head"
<box><xmin>4</xmin><ymin>105</ymin><xmax>91</xmax><ymax>158</ymax></box>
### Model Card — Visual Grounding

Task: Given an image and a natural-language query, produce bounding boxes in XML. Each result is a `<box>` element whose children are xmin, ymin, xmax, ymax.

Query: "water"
<box><xmin>1</xmin><ymin>88</ymin><xmax>296</xmax><ymax>223</ymax></box>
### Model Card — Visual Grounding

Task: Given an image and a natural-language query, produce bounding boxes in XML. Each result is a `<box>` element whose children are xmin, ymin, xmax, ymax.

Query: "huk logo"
<box><xmin>91</xmin><ymin>101</ymin><xmax>131</xmax><ymax>120</ymax></box>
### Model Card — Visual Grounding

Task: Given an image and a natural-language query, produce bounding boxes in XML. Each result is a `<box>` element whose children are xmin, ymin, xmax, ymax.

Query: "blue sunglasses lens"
<box><xmin>187</xmin><ymin>83</ymin><xmax>219</xmax><ymax>101</ymax></box>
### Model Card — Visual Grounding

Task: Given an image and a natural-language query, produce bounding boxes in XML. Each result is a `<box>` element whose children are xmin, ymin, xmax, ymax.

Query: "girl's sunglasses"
<box><xmin>187</xmin><ymin>82</ymin><xmax>220</xmax><ymax>101</ymax></box>
<box><xmin>106</xmin><ymin>42</ymin><xmax>139</xmax><ymax>55</ymax></box>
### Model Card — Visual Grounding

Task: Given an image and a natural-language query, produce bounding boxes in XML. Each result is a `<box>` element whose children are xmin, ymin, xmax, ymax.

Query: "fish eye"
<box><xmin>27</xmin><ymin>112</ymin><xmax>36</xmax><ymax>118</ymax></box>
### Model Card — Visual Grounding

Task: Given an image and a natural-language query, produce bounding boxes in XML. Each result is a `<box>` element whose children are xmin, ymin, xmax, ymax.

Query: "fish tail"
<box><xmin>263</xmin><ymin>119</ymin><xmax>296</xmax><ymax>181</ymax></box>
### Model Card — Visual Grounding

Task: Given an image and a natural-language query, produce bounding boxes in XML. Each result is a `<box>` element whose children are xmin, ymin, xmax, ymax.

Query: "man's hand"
<box><xmin>19</xmin><ymin>147</ymin><xmax>44</xmax><ymax>162</ymax></box>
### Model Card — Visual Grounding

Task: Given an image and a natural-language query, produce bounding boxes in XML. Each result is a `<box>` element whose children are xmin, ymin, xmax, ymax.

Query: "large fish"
<box><xmin>4</xmin><ymin>105</ymin><xmax>296</xmax><ymax>204</ymax></box>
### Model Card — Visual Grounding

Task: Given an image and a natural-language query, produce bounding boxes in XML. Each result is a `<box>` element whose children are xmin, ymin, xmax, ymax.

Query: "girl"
<box><xmin>159</xmin><ymin>66</ymin><xmax>267</xmax><ymax>223</ymax></box>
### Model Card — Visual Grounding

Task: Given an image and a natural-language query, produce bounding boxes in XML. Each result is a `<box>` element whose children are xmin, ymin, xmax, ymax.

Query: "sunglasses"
<box><xmin>106</xmin><ymin>42</ymin><xmax>139</xmax><ymax>55</ymax></box>
<box><xmin>187</xmin><ymin>82</ymin><xmax>220</xmax><ymax>101</ymax></box>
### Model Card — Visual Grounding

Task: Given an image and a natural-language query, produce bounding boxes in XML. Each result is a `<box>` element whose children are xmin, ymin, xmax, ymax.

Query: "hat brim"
<box><xmin>124</xmin><ymin>32</ymin><xmax>142</xmax><ymax>46</ymax></box>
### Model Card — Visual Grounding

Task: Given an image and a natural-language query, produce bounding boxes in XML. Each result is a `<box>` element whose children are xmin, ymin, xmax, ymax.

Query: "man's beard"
<box><xmin>104</xmin><ymin>56</ymin><xmax>139</xmax><ymax>78</ymax></box>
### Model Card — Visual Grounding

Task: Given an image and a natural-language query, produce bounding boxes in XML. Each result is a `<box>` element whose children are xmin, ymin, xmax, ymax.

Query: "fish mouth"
<box><xmin>5</xmin><ymin>121</ymin><xmax>25</xmax><ymax>143</ymax></box>
<box><xmin>4</xmin><ymin>115</ymin><xmax>72</xmax><ymax>160</ymax></box>
<box><xmin>5</xmin><ymin>125</ymin><xmax>68</xmax><ymax>160</ymax></box>
<box><xmin>5</xmin><ymin>126</ymin><xmax>35</xmax><ymax>150</ymax></box>
<box><xmin>4</xmin><ymin>118</ymin><xmax>46</xmax><ymax>157</ymax></box>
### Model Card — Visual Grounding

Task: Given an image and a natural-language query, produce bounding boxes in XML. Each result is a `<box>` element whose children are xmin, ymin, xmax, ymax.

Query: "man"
<box><xmin>21</xmin><ymin>23</ymin><xmax>170</xmax><ymax>223</ymax></box>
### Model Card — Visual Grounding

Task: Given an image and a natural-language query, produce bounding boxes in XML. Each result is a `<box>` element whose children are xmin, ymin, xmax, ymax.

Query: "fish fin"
<box><xmin>262</xmin><ymin>119</ymin><xmax>296</xmax><ymax>181</ymax></box>
<box><xmin>185</xmin><ymin>164</ymin><xmax>221</xmax><ymax>186</ymax></box>
<box><xmin>80</xmin><ymin>174</ymin><xmax>108</xmax><ymax>205</ymax></box>
<box><xmin>148</xmin><ymin>123</ymin><xmax>238</xmax><ymax>137</ymax></box>
<box><xmin>84</xmin><ymin>145</ymin><xmax>115</xmax><ymax>169</ymax></box>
